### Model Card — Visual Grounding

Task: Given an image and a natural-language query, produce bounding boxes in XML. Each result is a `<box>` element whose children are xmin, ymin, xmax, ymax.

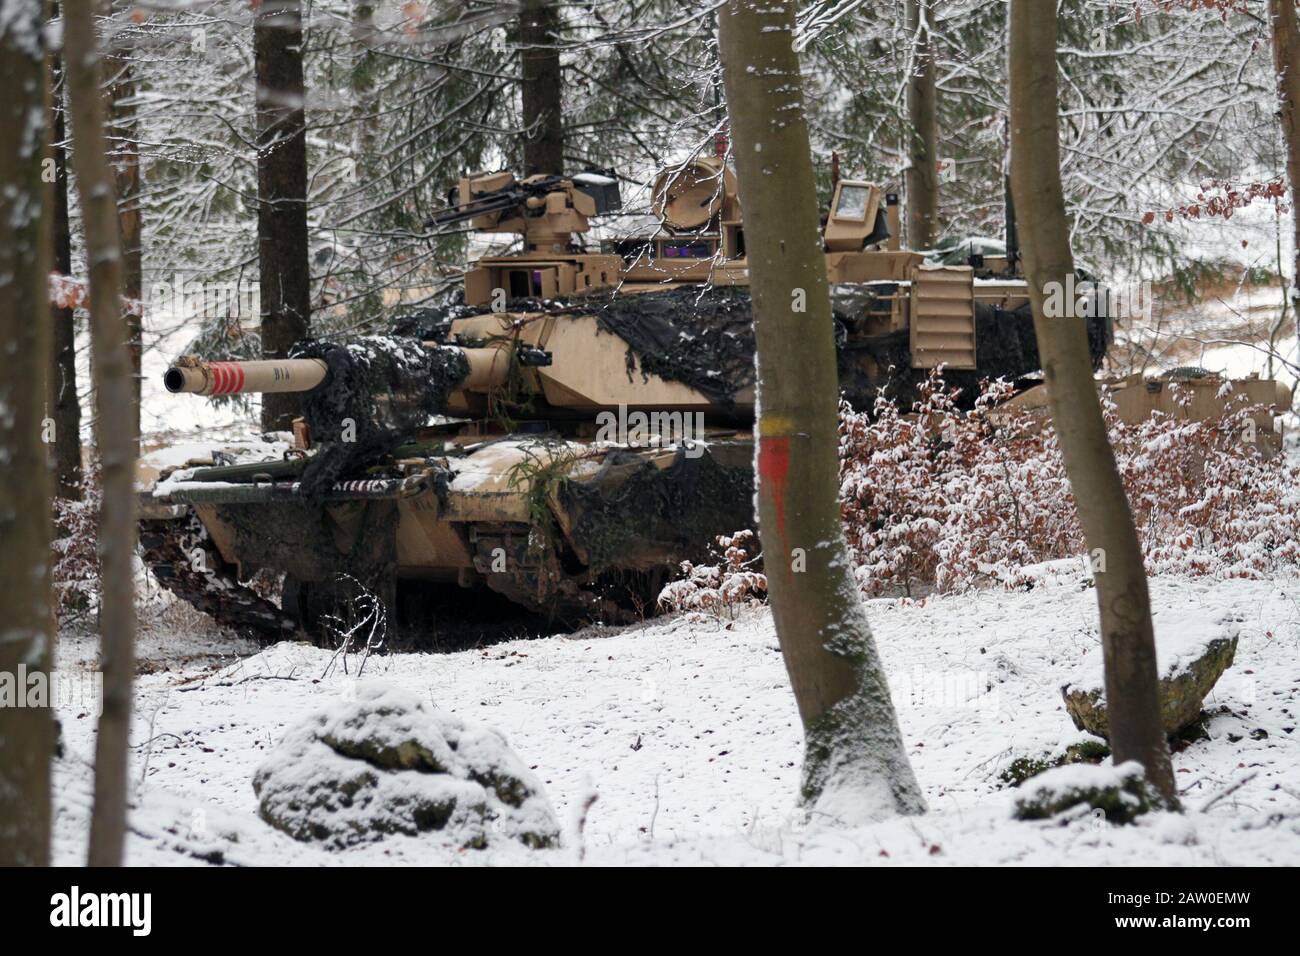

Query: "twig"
<box><xmin>1199</xmin><ymin>771</ymin><xmax>1259</xmax><ymax>813</ymax></box>
<box><xmin>576</xmin><ymin>791</ymin><xmax>599</xmax><ymax>863</ymax></box>
<box><xmin>175</xmin><ymin>672</ymin><xmax>300</xmax><ymax>692</ymax></box>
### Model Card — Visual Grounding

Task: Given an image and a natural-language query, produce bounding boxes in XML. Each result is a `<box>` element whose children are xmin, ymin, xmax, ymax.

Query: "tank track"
<box><xmin>139</xmin><ymin>510</ymin><xmax>299</xmax><ymax>638</ymax></box>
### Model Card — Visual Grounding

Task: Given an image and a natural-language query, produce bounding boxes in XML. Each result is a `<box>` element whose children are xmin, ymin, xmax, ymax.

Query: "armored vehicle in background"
<box><xmin>141</xmin><ymin>156</ymin><xmax>1112</xmax><ymax>637</ymax></box>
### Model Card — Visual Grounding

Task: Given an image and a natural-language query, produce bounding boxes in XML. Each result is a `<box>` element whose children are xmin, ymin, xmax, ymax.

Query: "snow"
<box><xmin>250</xmin><ymin>683</ymin><xmax>559</xmax><ymax>849</ymax></box>
<box><xmin>49</xmin><ymin>571</ymin><xmax>1300</xmax><ymax>866</ymax></box>
<box><xmin>141</xmin><ymin>435</ymin><xmax>292</xmax><ymax>494</ymax></box>
<box><xmin>1018</xmin><ymin>759</ymin><xmax>1146</xmax><ymax>800</ymax></box>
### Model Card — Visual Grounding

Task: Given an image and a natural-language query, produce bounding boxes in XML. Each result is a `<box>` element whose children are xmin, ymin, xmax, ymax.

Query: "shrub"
<box><xmin>840</xmin><ymin>371</ymin><xmax>1300</xmax><ymax>596</ymax></box>
<box><xmin>51</xmin><ymin>468</ymin><xmax>101</xmax><ymax>615</ymax></box>
<box><xmin>657</xmin><ymin>529</ymin><xmax>767</xmax><ymax>619</ymax></box>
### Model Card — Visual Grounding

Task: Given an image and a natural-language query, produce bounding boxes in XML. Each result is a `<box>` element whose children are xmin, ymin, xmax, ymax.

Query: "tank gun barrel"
<box><xmin>164</xmin><ymin>346</ymin><xmax>514</xmax><ymax>398</ymax></box>
<box><xmin>163</xmin><ymin>358</ymin><xmax>329</xmax><ymax>396</ymax></box>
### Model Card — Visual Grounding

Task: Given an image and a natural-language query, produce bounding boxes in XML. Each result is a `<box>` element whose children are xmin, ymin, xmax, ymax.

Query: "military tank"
<box><xmin>140</xmin><ymin>157</ymin><xmax>1111</xmax><ymax>637</ymax></box>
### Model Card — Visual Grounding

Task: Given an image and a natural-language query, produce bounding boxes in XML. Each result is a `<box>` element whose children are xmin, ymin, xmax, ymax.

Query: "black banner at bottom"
<box><xmin>0</xmin><ymin>865</ymin><xmax>1278</xmax><ymax>940</ymax></box>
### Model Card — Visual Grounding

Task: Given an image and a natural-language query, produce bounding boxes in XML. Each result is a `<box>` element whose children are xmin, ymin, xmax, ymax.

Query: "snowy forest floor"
<box><xmin>49</xmin><ymin>569</ymin><xmax>1300</xmax><ymax>866</ymax></box>
<box><xmin>56</xmin><ymin>286</ymin><xmax>1300</xmax><ymax>866</ymax></box>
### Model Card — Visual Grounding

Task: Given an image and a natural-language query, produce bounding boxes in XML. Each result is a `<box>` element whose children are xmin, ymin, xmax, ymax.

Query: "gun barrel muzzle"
<box><xmin>163</xmin><ymin>358</ymin><xmax>329</xmax><ymax>396</ymax></box>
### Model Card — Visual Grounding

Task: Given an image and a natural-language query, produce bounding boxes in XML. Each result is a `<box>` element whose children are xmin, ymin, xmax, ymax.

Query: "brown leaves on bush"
<box><xmin>657</xmin><ymin>529</ymin><xmax>767</xmax><ymax>619</ymax></box>
<box><xmin>52</xmin><ymin>467</ymin><xmax>102</xmax><ymax>615</ymax></box>
<box><xmin>839</xmin><ymin>372</ymin><xmax>1299</xmax><ymax>596</ymax></box>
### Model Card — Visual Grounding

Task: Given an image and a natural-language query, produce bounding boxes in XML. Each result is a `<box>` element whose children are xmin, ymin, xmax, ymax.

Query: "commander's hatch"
<box><xmin>825</xmin><ymin>180</ymin><xmax>891</xmax><ymax>252</ymax></box>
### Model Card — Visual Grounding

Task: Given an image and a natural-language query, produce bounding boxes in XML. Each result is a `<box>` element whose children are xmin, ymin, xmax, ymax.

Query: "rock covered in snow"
<box><xmin>1060</xmin><ymin>620</ymin><xmax>1238</xmax><ymax>739</ymax></box>
<box><xmin>1012</xmin><ymin>761</ymin><xmax>1160</xmax><ymax>824</ymax></box>
<box><xmin>252</xmin><ymin>683</ymin><xmax>559</xmax><ymax>850</ymax></box>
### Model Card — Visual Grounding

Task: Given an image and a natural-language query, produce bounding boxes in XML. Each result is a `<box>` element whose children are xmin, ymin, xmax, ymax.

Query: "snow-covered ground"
<box><xmin>50</xmin><ymin>569</ymin><xmax>1300</xmax><ymax>866</ymax></box>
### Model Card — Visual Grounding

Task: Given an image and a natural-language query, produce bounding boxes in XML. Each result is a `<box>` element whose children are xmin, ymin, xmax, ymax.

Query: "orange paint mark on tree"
<box><xmin>759</xmin><ymin>434</ymin><xmax>792</xmax><ymax>548</ymax></box>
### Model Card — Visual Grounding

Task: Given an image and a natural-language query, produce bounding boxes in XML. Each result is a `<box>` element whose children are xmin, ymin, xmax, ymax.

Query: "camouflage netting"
<box><xmin>214</xmin><ymin>500</ymin><xmax>399</xmax><ymax>590</ymax></box>
<box><xmin>291</xmin><ymin>336</ymin><xmax>470</xmax><ymax>497</ymax></box>
<box><xmin>398</xmin><ymin>287</ymin><xmax>759</xmax><ymax>409</ymax></box>
<box><xmin>585</xmin><ymin>287</ymin><xmax>757</xmax><ymax>409</ymax></box>
<box><xmin>835</xmin><ymin>297</ymin><xmax>1110</xmax><ymax>410</ymax></box>
<box><xmin>558</xmin><ymin>443</ymin><xmax>754</xmax><ymax>573</ymax></box>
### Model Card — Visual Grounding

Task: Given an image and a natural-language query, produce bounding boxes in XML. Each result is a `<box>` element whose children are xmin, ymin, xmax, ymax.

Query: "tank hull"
<box><xmin>143</xmin><ymin>430</ymin><xmax>754</xmax><ymax>635</ymax></box>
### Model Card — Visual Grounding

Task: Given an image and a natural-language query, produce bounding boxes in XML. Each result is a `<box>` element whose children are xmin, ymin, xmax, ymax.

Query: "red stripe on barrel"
<box><xmin>210</xmin><ymin>362</ymin><xmax>239</xmax><ymax>395</ymax></box>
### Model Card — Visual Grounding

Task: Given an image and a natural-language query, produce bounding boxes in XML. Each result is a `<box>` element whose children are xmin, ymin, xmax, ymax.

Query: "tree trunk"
<box><xmin>0</xmin><ymin>0</ymin><xmax>55</xmax><ymax>868</ymax></box>
<box><xmin>1008</xmin><ymin>0</ymin><xmax>1178</xmax><ymax>807</ymax></box>
<box><xmin>51</xmin><ymin>38</ymin><xmax>83</xmax><ymax>499</ymax></box>
<box><xmin>1269</xmin><ymin>0</ymin><xmax>1300</xmax><ymax>315</ymax></box>
<box><xmin>107</xmin><ymin>51</ymin><xmax>142</xmax><ymax>442</ymax></box>
<box><xmin>718</xmin><ymin>0</ymin><xmax>925</xmax><ymax>823</ymax></box>
<box><xmin>351</xmin><ymin>0</ymin><xmax>378</xmax><ymax>161</ymax></box>
<box><xmin>519</xmin><ymin>0</ymin><xmax>564</xmax><ymax>175</ymax></box>
<box><xmin>254</xmin><ymin>0</ymin><xmax>311</xmax><ymax>432</ymax></box>
<box><xmin>905</xmin><ymin>0</ymin><xmax>939</xmax><ymax>248</ymax></box>
<box><xmin>64</xmin><ymin>0</ymin><xmax>139</xmax><ymax>865</ymax></box>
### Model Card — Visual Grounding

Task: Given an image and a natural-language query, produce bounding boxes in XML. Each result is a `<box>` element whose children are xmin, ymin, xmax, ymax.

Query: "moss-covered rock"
<box><xmin>253</xmin><ymin>683</ymin><xmax>559</xmax><ymax>850</ymax></box>
<box><xmin>1061</xmin><ymin>630</ymin><xmax>1238</xmax><ymax>740</ymax></box>
<box><xmin>1013</xmin><ymin>761</ymin><xmax>1160</xmax><ymax>824</ymax></box>
<box><xmin>999</xmin><ymin>739</ymin><xmax>1111</xmax><ymax>787</ymax></box>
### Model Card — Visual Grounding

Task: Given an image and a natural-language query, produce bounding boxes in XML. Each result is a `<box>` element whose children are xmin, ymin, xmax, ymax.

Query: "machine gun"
<box><xmin>427</xmin><ymin>170</ymin><xmax>621</xmax><ymax>235</ymax></box>
<box><xmin>424</xmin><ymin>169</ymin><xmax>626</xmax><ymax>306</ymax></box>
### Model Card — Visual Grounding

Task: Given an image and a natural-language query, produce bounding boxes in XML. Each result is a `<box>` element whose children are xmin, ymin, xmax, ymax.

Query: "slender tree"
<box><xmin>519</xmin><ymin>0</ymin><xmax>564</xmax><ymax>175</ymax></box>
<box><xmin>905</xmin><ymin>0</ymin><xmax>939</xmax><ymax>248</ymax></box>
<box><xmin>350</xmin><ymin>0</ymin><xmax>379</xmax><ymax>161</ymax></box>
<box><xmin>718</xmin><ymin>0</ymin><xmax>925</xmax><ymax>823</ymax></box>
<box><xmin>50</xmin><ymin>28</ymin><xmax>83</xmax><ymax>499</ymax></box>
<box><xmin>254</xmin><ymin>0</ymin><xmax>311</xmax><ymax>431</ymax></box>
<box><xmin>1269</xmin><ymin>0</ymin><xmax>1300</xmax><ymax>317</ymax></box>
<box><xmin>0</xmin><ymin>0</ymin><xmax>55</xmax><ymax>868</ymax></box>
<box><xmin>64</xmin><ymin>0</ymin><xmax>139</xmax><ymax>864</ymax></box>
<box><xmin>107</xmin><ymin>30</ymin><xmax>142</xmax><ymax>440</ymax></box>
<box><xmin>1008</xmin><ymin>0</ymin><xmax>1177</xmax><ymax>806</ymax></box>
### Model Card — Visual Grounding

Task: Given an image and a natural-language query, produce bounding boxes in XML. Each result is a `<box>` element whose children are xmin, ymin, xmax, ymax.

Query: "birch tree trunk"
<box><xmin>0</xmin><ymin>0</ymin><xmax>55</xmax><ymax>868</ymax></box>
<box><xmin>254</xmin><ymin>0</ymin><xmax>311</xmax><ymax>431</ymax></box>
<box><xmin>51</xmin><ymin>33</ymin><xmax>83</xmax><ymax>499</ymax></box>
<box><xmin>718</xmin><ymin>0</ymin><xmax>925</xmax><ymax>823</ymax></box>
<box><xmin>519</xmin><ymin>0</ymin><xmax>564</xmax><ymax>175</ymax></box>
<box><xmin>64</xmin><ymin>0</ymin><xmax>139</xmax><ymax>864</ymax></box>
<box><xmin>1008</xmin><ymin>0</ymin><xmax>1178</xmax><ymax>807</ymax></box>
<box><xmin>905</xmin><ymin>0</ymin><xmax>939</xmax><ymax>248</ymax></box>
<box><xmin>1269</xmin><ymin>0</ymin><xmax>1300</xmax><ymax>317</ymax></box>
